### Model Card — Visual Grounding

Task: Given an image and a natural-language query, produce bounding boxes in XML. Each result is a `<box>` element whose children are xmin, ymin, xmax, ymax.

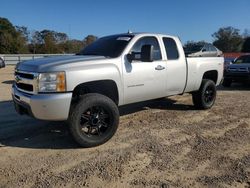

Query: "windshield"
<box><xmin>78</xmin><ymin>34</ymin><xmax>134</xmax><ymax>58</ymax></box>
<box><xmin>234</xmin><ymin>55</ymin><xmax>250</xmax><ymax>64</ymax></box>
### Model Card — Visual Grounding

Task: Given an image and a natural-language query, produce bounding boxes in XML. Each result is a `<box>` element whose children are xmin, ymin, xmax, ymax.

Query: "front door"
<box><xmin>123</xmin><ymin>36</ymin><xmax>166</xmax><ymax>104</ymax></box>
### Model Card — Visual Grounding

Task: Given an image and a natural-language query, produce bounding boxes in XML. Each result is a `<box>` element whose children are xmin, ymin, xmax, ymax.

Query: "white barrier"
<box><xmin>0</xmin><ymin>54</ymin><xmax>74</xmax><ymax>65</ymax></box>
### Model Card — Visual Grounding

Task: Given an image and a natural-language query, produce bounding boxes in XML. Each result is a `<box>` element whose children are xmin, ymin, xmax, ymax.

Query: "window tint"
<box><xmin>163</xmin><ymin>37</ymin><xmax>179</xmax><ymax>60</ymax></box>
<box><xmin>131</xmin><ymin>37</ymin><xmax>162</xmax><ymax>61</ymax></box>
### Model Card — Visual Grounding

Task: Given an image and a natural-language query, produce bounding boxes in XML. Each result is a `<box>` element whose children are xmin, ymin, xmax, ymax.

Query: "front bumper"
<box><xmin>224</xmin><ymin>72</ymin><xmax>250</xmax><ymax>82</ymax></box>
<box><xmin>12</xmin><ymin>85</ymin><xmax>72</xmax><ymax>121</ymax></box>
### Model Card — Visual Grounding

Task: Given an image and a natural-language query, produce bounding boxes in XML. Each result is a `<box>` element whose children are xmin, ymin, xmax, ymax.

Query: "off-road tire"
<box><xmin>68</xmin><ymin>93</ymin><xmax>119</xmax><ymax>147</ymax></box>
<box><xmin>192</xmin><ymin>79</ymin><xmax>216</xmax><ymax>109</ymax></box>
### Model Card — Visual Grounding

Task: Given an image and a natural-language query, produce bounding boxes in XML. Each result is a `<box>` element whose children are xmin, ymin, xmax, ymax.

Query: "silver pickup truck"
<box><xmin>12</xmin><ymin>33</ymin><xmax>224</xmax><ymax>147</ymax></box>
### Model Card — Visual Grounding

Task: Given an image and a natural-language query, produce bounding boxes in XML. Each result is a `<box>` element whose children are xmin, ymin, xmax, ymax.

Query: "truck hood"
<box><xmin>16</xmin><ymin>55</ymin><xmax>109</xmax><ymax>72</ymax></box>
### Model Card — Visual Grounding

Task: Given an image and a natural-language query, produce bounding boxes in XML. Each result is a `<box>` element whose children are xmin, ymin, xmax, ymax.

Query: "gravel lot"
<box><xmin>0</xmin><ymin>66</ymin><xmax>250</xmax><ymax>188</ymax></box>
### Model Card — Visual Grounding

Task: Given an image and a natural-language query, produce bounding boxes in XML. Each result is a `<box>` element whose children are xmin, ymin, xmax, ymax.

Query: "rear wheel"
<box><xmin>192</xmin><ymin>79</ymin><xmax>217</xmax><ymax>109</ymax></box>
<box><xmin>222</xmin><ymin>78</ymin><xmax>232</xmax><ymax>87</ymax></box>
<box><xmin>68</xmin><ymin>93</ymin><xmax>119</xmax><ymax>147</ymax></box>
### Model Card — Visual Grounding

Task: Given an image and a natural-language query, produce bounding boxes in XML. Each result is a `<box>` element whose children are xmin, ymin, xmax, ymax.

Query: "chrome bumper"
<box><xmin>12</xmin><ymin>85</ymin><xmax>72</xmax><ymax>121</ymax></box>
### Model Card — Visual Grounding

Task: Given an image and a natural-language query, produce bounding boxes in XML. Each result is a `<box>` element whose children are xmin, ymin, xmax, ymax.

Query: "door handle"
<box><xmin>155</xmin><ymin>65</ymin><xmax>165</xmax><ymax>70</ymax></box>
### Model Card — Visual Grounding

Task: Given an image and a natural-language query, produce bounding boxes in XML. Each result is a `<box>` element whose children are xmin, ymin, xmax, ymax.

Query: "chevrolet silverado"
<box><xmin>12</xmin><ymin>33</ymin><xmax>224</xmax><ymax>147</ymax></box>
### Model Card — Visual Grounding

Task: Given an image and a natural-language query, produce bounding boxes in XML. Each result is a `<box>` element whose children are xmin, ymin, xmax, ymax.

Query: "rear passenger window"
<box><xmin>203</xmin><ymin>44</ymin><xmax>209</xmax><ymax>51</ymax></box>
<box><xmin>163</xmin><ymin>37</ymin><xmax>179</xmax><ymax>60</ymax></box>
<box><xmin>209</xmin><ymin>44</ymin><xmax>217</xmax><ymax>51</ymax></box>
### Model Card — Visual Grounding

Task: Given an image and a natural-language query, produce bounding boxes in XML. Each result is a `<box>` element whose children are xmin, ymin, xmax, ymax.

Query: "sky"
<box><xmin>1</xmin><ymin>0</ymin><xmax>250</xmax><ymax>43</ymax></box>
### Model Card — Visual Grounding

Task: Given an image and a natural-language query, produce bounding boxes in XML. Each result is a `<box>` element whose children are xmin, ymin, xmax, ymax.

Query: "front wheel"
<box><xmin>68</xmin><ymin>93</ymin><xmax>119</xmax><ymax>147</ymax></box>
<box><xmin>192</xmin><ymin>79</ymin><xmax>217</xmax><ymax>109</ymax></box>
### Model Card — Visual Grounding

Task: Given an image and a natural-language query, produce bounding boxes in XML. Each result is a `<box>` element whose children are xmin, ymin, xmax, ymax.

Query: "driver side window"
<box><xmin>130</xmin><ymin>37</ymin><xmax>162</xmax><ymax>61</ymax></box>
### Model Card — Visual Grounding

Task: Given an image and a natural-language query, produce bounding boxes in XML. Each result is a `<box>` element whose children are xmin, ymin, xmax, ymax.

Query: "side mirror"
<box><xmin>127</xmin><ymin>52</ymin><xmax>141</xmax><ymax>63</ymax></box>
<box><xmin>141</xmin><ymin>44</ymin><xmax>153</xmax><ymax>62</ymax></box>
<box><xmin>126</xmin><ymin>53</ymin><xmax>135</xmax><ymax>63</ymax></box>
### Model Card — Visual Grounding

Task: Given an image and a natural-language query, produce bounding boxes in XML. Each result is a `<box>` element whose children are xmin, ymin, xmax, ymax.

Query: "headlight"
<box><xmin>38</xmin><ymin>72</ymin><xmax>66</xmax><ymax>92</ymax></box>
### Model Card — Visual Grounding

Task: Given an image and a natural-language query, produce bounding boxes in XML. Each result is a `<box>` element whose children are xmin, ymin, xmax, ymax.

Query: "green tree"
<box><xmin>15</xmin><ymin>26</ymin><xmax>29</xmax><ymax>53</ymax></box>
<box><xmin>0</xmin><ymin>17</ymin><xmax>98</xmax><ymax>54</ymax></box>
<box><xmin>40</xmin><ymin>30</ymin><xmax>58</xmax><ymax>53</ymax></box>
<box><xmin>0</xmin><ymin>18</ymin><xmax>30</xmax><ymax>53</ymax></box>
<box><xmin>83</xmin><ymin>35</ymin><xmax>97</xmax><ymax>47</ymax></box>
<box><xmin>30</xmin><ymin>31</ymin><xmax>43</xmax><ymax>53</ymax></box>
<box><xmin>55</xmin><ymin>32</ymin><xmax>68</xmax><ymax>43</ymax></box>
<box><xmin>16</xmin><ymin>26</ymin><xmax>29</xmax><ymax>41</ymax></box>
<box><xmin>55</xmin><ymin>32</ymin><xmax>69</xmax><ymax>53</ymax></box>
<box><xmin>242</xmin><ymin>37</ymin><xmax>250</xmax><ymax>52</ymax></box>
<box><xmin>62</xmin><ymin>39</ymin><xmax>84</xmax><ymax>53</ymax></box>
<box><xmin>30</xmin><ymin>30</ymin><xmax>71</xmax><ymax>53</ymax></box>
<box><xmin>212</xmin><ymin>27</ymin><xmax>244</xmax><ymax>52</ymax></box>
<box><xmin>0</xmin><ymin>17</ymin><xmax>18</xmax><ymax>53</ymax></box>
<box><xmin>242</xmin><ymin>29</ymin><xmax>250</xmax><ymax>38</ymax></box>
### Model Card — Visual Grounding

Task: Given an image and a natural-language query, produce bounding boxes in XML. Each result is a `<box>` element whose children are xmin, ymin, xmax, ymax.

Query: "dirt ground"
<box><xmin>0</xmin><ymin>66</ymin><xmax>250</xmax><ymax>188</ymax></box>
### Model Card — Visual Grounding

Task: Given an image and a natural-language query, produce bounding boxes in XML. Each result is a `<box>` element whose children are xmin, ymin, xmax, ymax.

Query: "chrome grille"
<box><xmin>15</xmin><ymin>71</ymin><xmax>38</xmax><ymax>94</ymax></box>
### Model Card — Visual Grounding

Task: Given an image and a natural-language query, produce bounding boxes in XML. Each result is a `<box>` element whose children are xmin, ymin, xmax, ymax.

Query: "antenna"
<box><xmin>127</xmin><ymin>30</ymin><xmax>132</xmax><ymax>34</ymax></box>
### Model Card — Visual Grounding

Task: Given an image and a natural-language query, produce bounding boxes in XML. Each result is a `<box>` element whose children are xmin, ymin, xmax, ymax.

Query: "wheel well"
<box><xmin>72</xmin><ymin>80</ymin><xmax>119</xmax><ymax>105</ymax></box>
<box><xmin>202</xmin><ymin>70</ymin><xmax>218</xmax><ymax>83</ymax></box>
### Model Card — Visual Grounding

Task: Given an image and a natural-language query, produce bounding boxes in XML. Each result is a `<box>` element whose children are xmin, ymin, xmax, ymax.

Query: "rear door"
<box><xmin>162</xmin><ymin>37</ymin><xmax>187</xmax><ymax>95</ymax></box>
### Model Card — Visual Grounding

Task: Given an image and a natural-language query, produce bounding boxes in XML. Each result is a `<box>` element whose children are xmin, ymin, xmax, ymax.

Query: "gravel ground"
<box><xmin>0</xmin><ymin>66</ymin><xmax>250</xmax><ymax>188</ymax></box>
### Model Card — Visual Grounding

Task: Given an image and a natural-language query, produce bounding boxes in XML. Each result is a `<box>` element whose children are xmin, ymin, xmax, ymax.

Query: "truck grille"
<box><xmin>15</xmin><ymin>71</ymin><xmax>38</xmax><ymax>94</ymax></box>
<box><xmin>16</xmin><ymin>83</ymin><xmax>34</xmax><ymax>92</ymax></box>
<box><xmin>15</xmin><ymin>72</ymin><xmax>34</xmax><ymax>79</ymax></box>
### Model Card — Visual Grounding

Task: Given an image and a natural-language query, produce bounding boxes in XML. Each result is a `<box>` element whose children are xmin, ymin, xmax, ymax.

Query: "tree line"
<box><xmin>0</xmin><ymin>17</ymin><xmax>97</xmax><ymax>54</ymax></box>
<box><xmin>185</xmin><ymin>27</ymin><xmax>250</xmax><ymax>53</ymax></box>
<box><xmin>0</xmin><ymin>17</ymin><xmax>250</xmax><ymax>54</ymax></box>
<box><xmin>212</xmin><ymin>27</ymin><xmax>250</xmax><ymax>52</ymax></box>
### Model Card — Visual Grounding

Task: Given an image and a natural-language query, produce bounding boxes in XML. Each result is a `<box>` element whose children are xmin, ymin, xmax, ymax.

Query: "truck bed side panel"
<box><xmin>185</xmin><ymin>57</ymin><xmax>224</xmax><ymax>92</ymax></box>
